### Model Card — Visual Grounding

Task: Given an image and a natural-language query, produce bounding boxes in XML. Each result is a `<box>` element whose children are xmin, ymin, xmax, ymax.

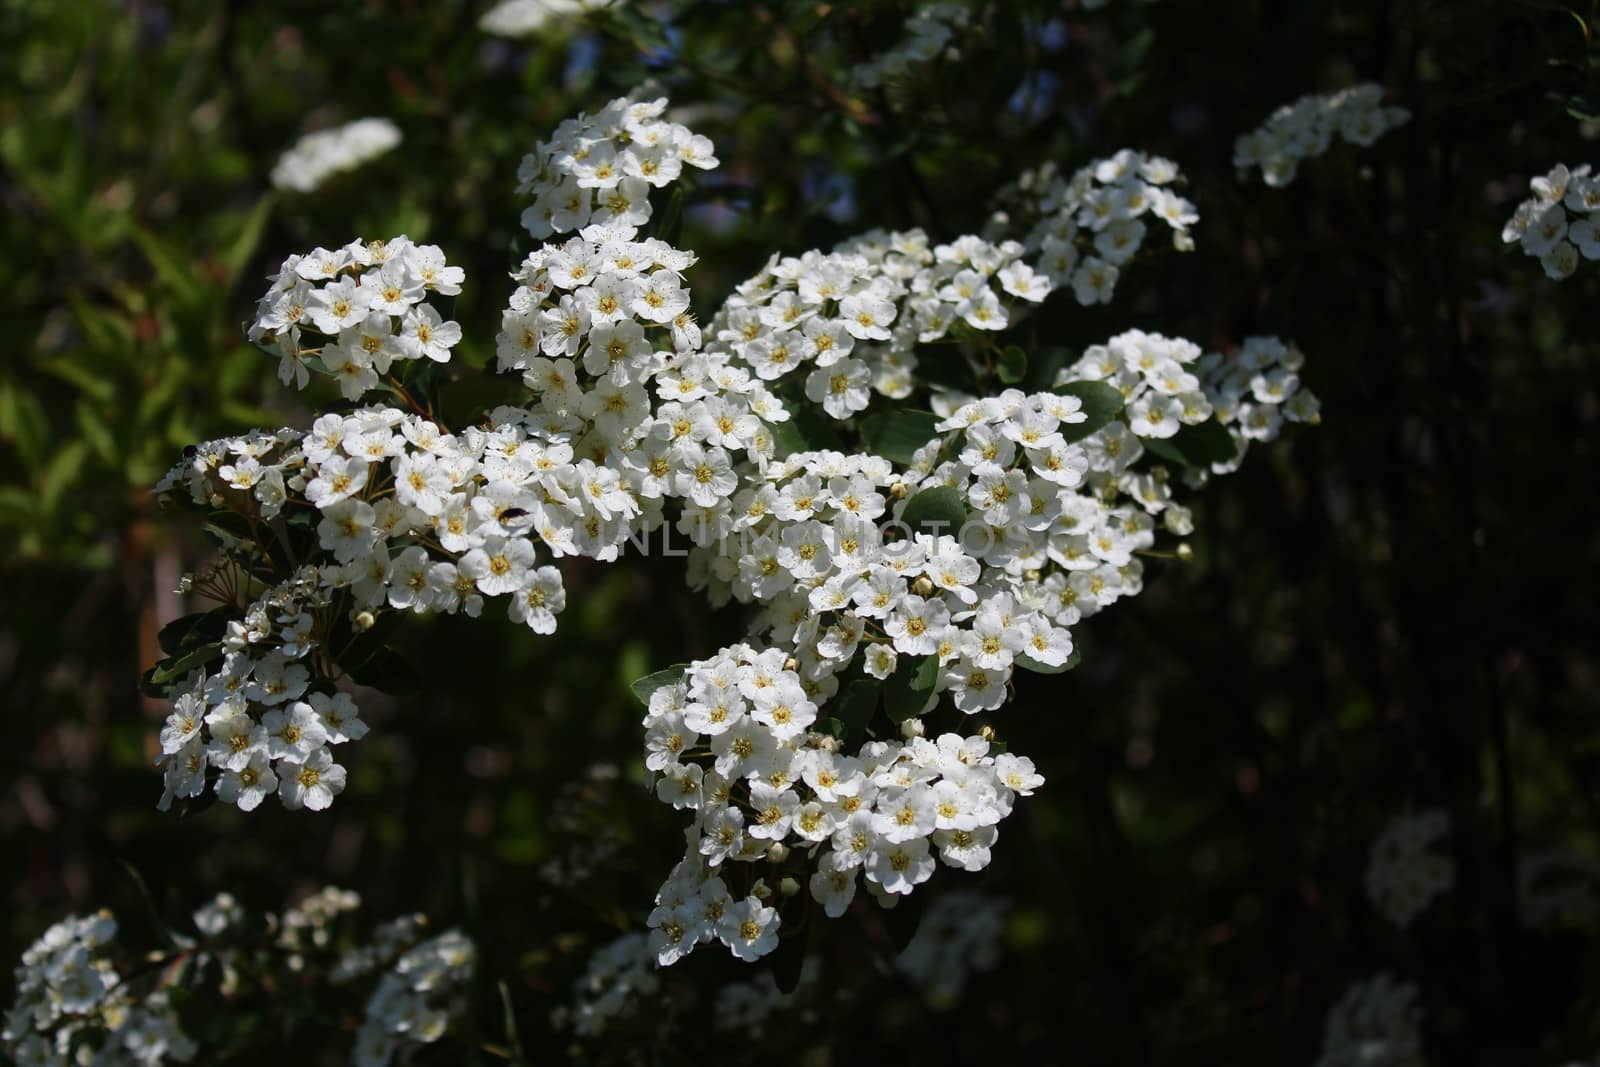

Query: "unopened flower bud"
<box><xmin>911</xmin><ymin>576</ymin><xmax>935</xmax><ymax>598</ymax></box>
<box><xmin>783</xmin><ymin>656</ymin><xmax>799</xmax><ymax>673</ymax></box>
<box><xmin>1176</xmin><ymin>542</ymin><xmax>1193</xmax><ymax>562</ymax></box>
<box><xmin>766</xmin><ymin>842</ymin><xmax>790</xmax><ymax>864</ymax></box>
<box><xmin>353</xmin><ymin>611</ymin><xmax>376</xmax><ymax>633</ymax></box>
<box><xmin>979</xmin><ymin>725</ymin><xmax>995</xmax><ymax>741</ymax></box>
<box><xmin>779</xmin><ymin>877</ymin><xmax>800</xmax><ymax>897</ymax></box>
<box><xmin>900</xmin><ymin>717</ymin><xmax>925</xmax><ymax>739</ymax></box>
<box><xmin>751</xmin><ymin>879</ymin><xmax>772</xmax><ymax>901</ymax></box>
<box><xmin>889</xmin><ymin>481</ymin><xmax>910</xmax><ymax>499</ymax></box>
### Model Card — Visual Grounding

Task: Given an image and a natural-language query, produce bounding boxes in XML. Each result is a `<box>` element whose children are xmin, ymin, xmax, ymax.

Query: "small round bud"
<box><xmin>779</xmin><ymin>877</ymin><xmax>801</xmax><ymax>898</ymax></box>
<box><xmin>751</xmin><ymin>879</ymin><xmax>772</xmax><ymax>901</ymax></box>
<box><xmin>1176</xmin><ymin>543</ymin><xmax>1193</xmax><ymax>562</ymax></box>
<box><xmin>353</xmin><ymin>611</ymin><xmax>377</xmax><ymax>632</ymax></box>
<box><xmin>911</xmin><ymin>576</ymin><xmax>936</xmax><ymax>598</ymax></box>
<box><xmin>1023</xmin><ymin>568</ymin><xmax>1042</xmax><ymax>583</ymax></box>
<box><xmin>978</xmin><ymin>725</ymin><xmax>995</xmax><ymax>742</ymax></box>
<box><xmin>889</xmin><ymin>481</ymin><xmax>910</xmax><ymax>500</ymax></box>
<box><xmin>766</xmin><ymin>842</ymin><xmax>790</xmax><ymax>864</ymax></box>
<box><xmin>900</xmin><ymin>717</ymin><xmax>925</xmax><ymax>739</ymax></box>
<box><xmin>782</xmin><ymin>656</ymin><xmax>799</xmax><ymax>673</ymax></box>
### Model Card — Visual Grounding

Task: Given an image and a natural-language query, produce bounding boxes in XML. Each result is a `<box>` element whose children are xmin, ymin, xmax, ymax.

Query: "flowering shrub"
<box><xmin>270</xmin><ymin>119</ymin><xmax>403</xmax><ymax>195</ymax></box>
<box><xmin>1500</xmin><ymin>163</ymin><xmax>1600</xmax><ymax>280</ymax></box>
<box><xmin>9</xmin><ymin>1</ymin><xmax>1600</xmax><ymax>1063</ymax></box>
<box><xmin>1233</xmin><ymin>84</ymin><xmax>1410</xmax><ymax>188</ymax></box>
<box><xmin>1</xmin><ymin>889</ymin><xmax>472</xmax><ymax>1067</ymax></box>
<box><xmin>1364</xmin><ymin>809</ymin><xmax>1454</xmax><ymax>929</ymax></box>
<box><xmin>136</xmin><ymin>93</ymin><xmax>1319</xmax><ymax>973</ymax></box>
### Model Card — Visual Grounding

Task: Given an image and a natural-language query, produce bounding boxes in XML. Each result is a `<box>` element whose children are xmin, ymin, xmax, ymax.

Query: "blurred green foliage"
<box><xmin>3</xmin><ymin>0</ymin><xmax>1600</xmax><ymax>1064</ymax></box>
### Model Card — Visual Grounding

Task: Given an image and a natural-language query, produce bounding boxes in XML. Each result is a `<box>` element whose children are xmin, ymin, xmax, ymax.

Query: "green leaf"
<box><xmin>132</xmin><ymin>226</ymin><xmax>204</xmax><ymax>306</ymax></box>
<box><xmin>899</xmin><ymin>485</ymin><xmax>968</xmax><ymax>539</ymax></box>
<box><xmin>770</xmin><ymin>417</ymin><xmax>808</xmax><ymax>456</ymax></box>
<box><xmin>770</xmin><ymin>913</ymin><xmax>812</xmax><ymax>995</ymax></box>
<box><xmin>858</xmin><ymin>410</ymin><xmax>941</xmax><ymax>465</ymax></box>
<box><xmin>220</xmin><ymin>195</ymin><xmax>275</xmax><ymax>290</ymax></box>
<box><xmin>1139</xmin><ymin>418</ymin><xmax>1239</xmax><ymax>468</ymax></box>
<box><xmin>498</xmin><ymin>981</ymin><xmax>526</xmax><ymax>1065</ymax></box>
<box><xmin>144</xmin><ymin>642</ymin><xmax>224</xmax><ymax>690</ymax></box>
<box><xmin>655</xmin><ymin>186</ymin><xmax>685</xmax><ymax>248</ymax></box>
<box><xmin>156</xmin><ymin>608</ymin><xmax>231</xmax><ymax>658</ymax></box>
<box><xmin>997</xmin><ymin>345</ymin><xmax>1028</xmax><ymax>385</ymax></box>
<box><xmin>883</xmin><ymin>654</ymin><xmax>939</xmax><ymax>722</ymax></box>
<box><xmin>437</xmin><ymin>373</ymin><xmax>529</xmax><ymax>429</ymax></box>
<box><xmin>629</xmin><ymin>663</ymin><xmax>690</xmax><ymax>707</ymax></box>
<box><xmin>344</xmin><ymin>645</ymin><xmax>421</xmax><ymax>697</ymax></box>
<box><xmin>1028</xmin><ymin>346</ymin><xmax>1074</xmax><ymax>391</ymax></box>
<box><xmin>1016</xmin><ymin>648</ymin><xmax>1081</xmax><ymax>675</ymax></box>
<box><xmin>880</xmin><ymin>889</ymin><xmax>928</xmax><ymax>955</ymax></box>
<box><xmin>74</xmin><ymin>398</ymin><xmax>118</xmax><ymax>465</ymax></box>
<box><xmin>1052</xmin><ymin>380</ymin><xmax>1126</xmax><ymax>443</ymax></box>
<box><xmin>831</xmin><ymin>679</ymin><xmax>881</xmax><ymax>745</ymax></box>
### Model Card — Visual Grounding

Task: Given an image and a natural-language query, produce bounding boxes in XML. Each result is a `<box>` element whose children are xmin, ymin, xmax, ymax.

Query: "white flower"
<box><xmin>278</xmin><ymin>747</ymin><xmax>348</xmax><ymax>811</ymax></box>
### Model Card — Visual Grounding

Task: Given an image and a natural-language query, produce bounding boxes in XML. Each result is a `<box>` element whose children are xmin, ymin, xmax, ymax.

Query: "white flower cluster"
<box><xmin>353</xmin><ymin>932</ymin><xmax>476</xmax><ymax>1067</ymax></box>
<box><xmin>271</xmin><ymin>118</ymin><xmax>402</xmax><ymax>194</ymax></box>
<box><xmin>849</xmin><ymin>4</ymin><xmax>970</xmax><ymax>90</ymax></box>
<box><xmin>556</xmin><ymin>932</ymin><xmax>659</xmax><ymax>1038</ymax></box>
<box><xmin>150</xmin><ymin>103</ymin><xmax>740</xmax><ymax>817</ymax></box>
<box><xmin>990</xmin><ymin>150</ymin><xmax>1199</xmax><ymax>305</ymax></box>
<box><xmin>1500</xmin><ymin>163</ymin><xmax>1600</xmax><ymax>281</ymax></box>
<box><xmin>3</xmin><ymin>913</ymin><xmax>194</xmax><ymax>1067</ymax></box>
<box><xmin>478</xmin><ymin>0</ymin><xmax>611</xmax><ymax>38</ymax></box>
<box><xmin>705</xmin><ymin>226</ymin><xmax>1052</xmax><ymax>407</ymax></box>
<box><xmin>247</xmin><ymin>235</ymin><xmax>464</xmax><ymax>396</ymax></box>
<box><xmin>4</xmin><ymin>890</ymin><xmax>473</xmax><ymax>1067</ymax></box>
<box><xmin>1195</xmin><ymin>335</ymin><xmax>1321</xmax><ymax>471</ymax></box>
<box><xmin>150</xmin><ymin>96</ymin><xmax>1321</xmax><ymax>973</ymax></box>
<box><xmin>1364</xmin><ymin>809</ymin><xmax>1454</xmax><ymax>929</ymax></box>
<box><xmin>1051</xmin><ymin>332</ymin><xmax>1318</xmax><ymax>480</ymax></box>
<box><xmin>144</xmin><ymin>562</ymin><xmax>365</xmax><ymax>815</ymax></box>
<box><xmin>642</xmin><ymin>645</ymin><xmax>1044</xmax><ymax>966</ymax></box>
<box><xmin>1233</xmin><ymin>84</ymin><xmax>1410</xmax><ymax>188</ymax></box>
<box><xmin>895</xmin><ymin>890</ymin><xmax>1007</xmax><ymax>1008</ymax></box>
<box><xmin>516</xmin><ymin>96</ymin><xmax>717</xmax><ymax>241</ymax></box>
<box><xmin>1313</xmin><ymin>972</ymin><xmax>1424</xmax><ymax>1067</ymax></box>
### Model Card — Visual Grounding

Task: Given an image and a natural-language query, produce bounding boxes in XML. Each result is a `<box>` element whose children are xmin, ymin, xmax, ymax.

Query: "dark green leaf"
<box><xmin>997</xmin><ymin>344</ymin><xmax>1028</xmax><ymax>385</ymax></box>
<box><xmin>831</xmin><ymin>679</ymin><xmax>881</xmax><ymax>745</ymax></box>
<box><xmin>883</xmin><ymin>654</ymin><xmax>939</xmax><ymax>722</ymax></box>
<box><xmin>156</xmin><ymin>607</ymin><xmax>231</xmax><ymax>658</ymax></box>
<box><xmin>145</xmin><ymin>642</ymin><xmax>224</xmax><ymax>690</ymax></box>
<box><xmin>880</xmin><ymin>889</ymin><xmax>928</xmax><ymax>955</ymax></box>
<box><xmin>770</xmin><ymin>914</ymin><xmax>812</xmax><ymax>994</ymax></box>
<box><xmin>1139</xmin><ymin>418</ymin><xmax>1239</xmax><ymax>468</ymax></box>
<box><xmin>858</xmin><ymin>410</ymin><xmax>941</xmax><ymax>465</ymax></box>
<box><xmin>344</xmin><ymin>645</ymin><xmax>421</xmax><ymax>697</ymax></box>
<box><xmin>899</xmin><ymin>485</ymin><xmax>968</xmax><ymax>539</ymax></box>
<box><xmin>655</xmin><ymin>186</ymin><xmax>685</xmax><ymax>248</ymax></box>
<box><xmin>770</xmin><ymin>417</ymin><xmax>808</xmax><ymax>456</ymax></box>
<box><xmin>629</xmin><ymin>663</ymin><xmax>690</xmax><ymax>707</ymax></box>
<box><xmin>438</xmin><ymin>374</ymin><xmax>529</xmax><ymax>429</ymax></box>
<box><xmin>1052</xmin><ymin>380</ymin><xmax>1126</xmax><ymax>443</ymax></box>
